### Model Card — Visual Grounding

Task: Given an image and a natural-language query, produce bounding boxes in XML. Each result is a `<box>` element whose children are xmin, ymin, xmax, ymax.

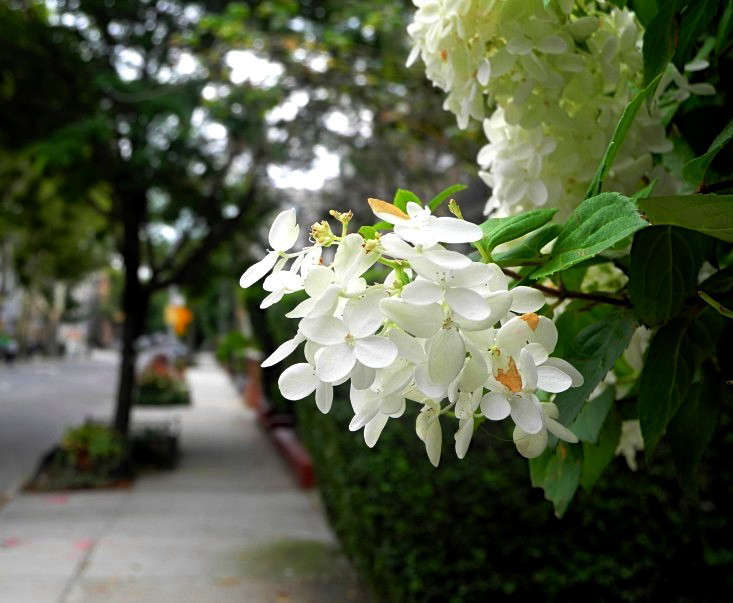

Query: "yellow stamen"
<box><xmin>520</xmin><ymin>312</ymin><xmax>539</xmax><ymax>331</ymax></box>
<box><xmin>367</xmin><ymin>198</ymin><xmax>409</xmax><ymax>220</ymax></box>
<box><xmin>496</xmin><ymin>358</ymin><xmax>522</xmax><ymax>393</ymax></box>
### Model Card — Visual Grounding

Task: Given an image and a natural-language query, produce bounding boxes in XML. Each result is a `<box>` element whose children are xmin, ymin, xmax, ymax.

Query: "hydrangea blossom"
<box><xmin>406</xmin><ymin>0</ymin><xmax>715</xmax><ymax>217</ymax></box>
<box><xmin>240</xmin><ymin>206</ymin><xmax>584</xmax><ymax>466</ymax></box>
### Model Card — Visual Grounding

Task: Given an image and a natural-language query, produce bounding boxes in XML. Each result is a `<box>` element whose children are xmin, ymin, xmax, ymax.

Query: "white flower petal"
<box><xmin>354</xmin><ymin>336</ymin><xmax>398</xmax><ymax>369</ymax></box>
<box><xmin>433</xmin><ymin>217</ymin><xmax>483</xmax><ymax>243</ymax></box>
<box><xmin>349</xmin><ymin>396</ymin><xmax>380</xmax><ymax>431</ymax></box>
<box><xmin>510</xmin><ymin>394</ymin><xmax>543</xmax><ymax>434</ymax></box>
<box><xmin>278</xmin><ymin>363</ymin><xmax>319</xmax><ymax>400</ymax></box>
<box><xmin>546</xmin><ymin>417</ymin><xmax>578</xmax><ymax>443</ymax></box>
<box><xmin>496</xmin><ymin>316</ymin><xmax>533</xmax><ymax>357</ymax></box>
<box><xmin>543</xmin><ymin>357</ymin><xmax>583</xmax><ymax>387</ymax></box>
<box><xmin>334</xmin><ymin>233</ymin><xmax>378</xmax><ymax>282</ymax></box>
<box><xmin>380</xmin><ymin>393</ymin><xmax>404</xmax><ymax>416</ymax></box>
<box><xmin>364</xmin><ymin>414</ymin><xmax>389</xmax><ymax>448</ymax></box>
<box><xmin>380</xmin><ymin>298</ymin><xmax>443</xmax><ymax>338</ymax></box>
<box><xmin>454</xmin><ymin>418</ymin><xmax>474</xmax><ymax>459</ymax></box>
<box><xmin>344</xmin><ymin>294</ymin><xmax>385</xmax><ymax>338</ymax></box>
<box><xmin>446</xmin><ymin>287</ymin><xmax>490</xmax><ymax>321</ymax></box>
<box><xmin>513</xmin><ymin>426</ymin><xmax>548</xmax><ymax>459</ymax></box>
<box><xmin>510</xmin><ymin>286</ymin><xmax>545</xmax><ymax>313</ymax></box>
<box><xmin>260</xmin><ymin>289</ymin><xmax>285</xmax><ymax>309</ymax></box>
<box><xmin>525</xmin><ymin>342</ymin><xmax>549</xmax><ymax>365</ymax></box>
<box><xmin>380</xmin><ymin>233</ymin><xmax>415</xmax><ymax>260</ymax></box>
<box><xmin>261</xmin><ymin>333</ymin><xmax>305</xmax><ymax>368</ymax></box>
<box><xmin>428</xmin><ymin>327</ymin><xmax>465</xmax><ymax>385</ymax></box>
<box><xmin>314</xmin><ymin>343</ymin><xmax>356</xmax><ymax>383</ymax></box>
<box><xmin>388</xmin><ymin>329</ymin><xmax>426</xmax><ymax>364</ymax></box>
<box><xmin>239</xmin><ymin>251</ymin><xmax>279</xmax><ymax>288</ymax></box>
<box><xmin>519</xmin><ymin>348</ymin><xmax>538</xmax><ymax>391</ymax></box>
<box><xmin>304</xmin><ymin>265</ymin><xmax>334</xmax><ymax>297</ymax></box>
<box><xmin>424</xmin><ymin>419</ymin><xmax>442</xmax><ymax>467</ymax></box>
<box><xmin>268</xmin><ymin>208</ymin><xmax>299</xmax><ymax>252</ymax></box>
<box><xmin>481</xmin><ymin>392</ymin><xmax>511</xmax><ymax>420</ymax></box>
<box><xmin>537</xmin><ymin>365</ymin><xmax>573</xmax><ymax>393</ymax></box>
<box><xmin>315</xmin><ymin>381</ymin><xmax>333</xmax><ymax>414</ymax></box>
<box><xmin>401</xmin><ymin>279</ymin><xmax>443</xmax><ymax>304</ymax></box>
<box><xmin>350</xmin><ymin>361</ymin><xmax>376</xmax><ymax>390</ymax></box>
<box><xmin>534</xmin><ymin>316</ymin><xmax>558</xmax><ymax>354</ymax></box>
<box><xmin>299</xmin><ymin>316</ymin><xmax>347</xmax><ymax>345</ymax></box>
<box><xmin>414</xmin><ymin>364</ymin><xmax>448</xmax><ymax>399</ymax></box>
<box><xmin>421</xmin><ymin>246</ymin><xmax>472</xmax><ymax>270</ymax></box>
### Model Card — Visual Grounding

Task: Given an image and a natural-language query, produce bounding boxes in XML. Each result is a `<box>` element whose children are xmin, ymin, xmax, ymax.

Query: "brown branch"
<box><xmin>501</xmin><ymin>268</ymin><xmax>631</xmax><ymax>308</ymax></box>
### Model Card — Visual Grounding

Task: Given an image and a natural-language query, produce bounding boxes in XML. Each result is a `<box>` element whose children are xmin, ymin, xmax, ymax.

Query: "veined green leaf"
<box><xmin>667</xmin><ymin>365</ymin><xmax>722</xmax><ymax>488</ymax></box>
<box><xmin>358</xmin><ymin>225</ymin><xmax>378</xmax><ymax>240</ymax></box>
<box><xmin>478</xmin><ymin>208</ymin><xmax>556</xmax><ymax>256</ymax></box>
<box><xmin>682</xmin><ymin>119</ymin><xmax>733</xmax><ymax>186</ymax></box>
<box><xmin>638</xmin><ymin>319</ymin><xmax>693</xmax><ymax>458</ymax></box>
<box><xmin>570</xmin><ymin>386</ymin><xmax>615</xmax><ymax>444</ymax></box>
<box><xmin>531</xmin><ymin>193</ymin><xmax>648</xmax><ymax>279</ymax></box>
<box><xmin>580</xmin><ymin>409</ymin><xmax>622</xmax><ymax>492</ymax></box>
<box><xmin>393</xmin><ymin>188</ymin><xmax>420</xmax><ymax>212</ymax></box>
<box><xmin>492</xmin><ymin>223</ymin><xmax>561</xmax><ymax>267</ymax></box>
<box><xmin>585</xmin><ymin>75</ymin><xmax>662</xmax><ymax>199</ymax></box>
<box><xmin>539</xmin><ymin>443</ymin><xmax>583</xmax><ymax>518</ymax></box>
<box><xmin>643</xmin><ymin>1</ymin><xmax>679</xmax><ymax>86</ymax></box>
<box><xmin>428</xmin><ymin>183</ymin><xmax>467</xmax><ymax>211</ymax></box>
<box><xmin>637</xmin><ymin>194</ymin><xmax>733</xmax><ymax>242</ymax></box>
<box><xmin>553</xmin><ymin>309</ymin><xmax>636</xmax><ymax>426</ymax></box>
<box><xmin>629</xmin><ymin>226</ymin><xmax>703</xmax><ymax>326</ymax></box>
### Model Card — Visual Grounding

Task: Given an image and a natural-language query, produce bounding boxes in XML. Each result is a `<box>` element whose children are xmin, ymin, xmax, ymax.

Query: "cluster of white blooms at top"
<box><xmin>240</xmin><ymin>205</ymin><xmax>584</xmax><ymax>466</ymax></box>
<box><xmin>406</xmin><ymin>0</ymin><xmax>714</xmax><ymax>217</ymax></box>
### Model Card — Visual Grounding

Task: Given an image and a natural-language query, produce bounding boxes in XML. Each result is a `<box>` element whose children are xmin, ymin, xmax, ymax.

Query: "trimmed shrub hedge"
<box><xmin>297</xmin><ymin>393</ymin><xmax>733</xmax><ymax>602</ymax></box>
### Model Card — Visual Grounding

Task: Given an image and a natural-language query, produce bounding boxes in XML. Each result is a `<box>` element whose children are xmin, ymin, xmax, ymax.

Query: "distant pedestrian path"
<box><xmin>0</xmin><ymin>353</ymin><xmax>367</xmax><ymax>602</ymax></box>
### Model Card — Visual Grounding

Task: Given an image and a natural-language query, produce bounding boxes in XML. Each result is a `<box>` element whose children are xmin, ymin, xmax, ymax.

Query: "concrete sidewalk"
<box><xmin>0</xmin><ymin>355</ymin><xmax>367</xmax><ymax>603</ymax></box>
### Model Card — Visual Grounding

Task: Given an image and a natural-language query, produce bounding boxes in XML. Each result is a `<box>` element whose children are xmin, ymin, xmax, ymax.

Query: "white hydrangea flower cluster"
<box><xmin>406</xmin><ymin>0</ymin><xmax>714</xmax><ymax>217</ymax></box>
<box><xmin>240</xmin><ymin>205</ymin><xmax>584</xmax><ymax>466</ymax></box>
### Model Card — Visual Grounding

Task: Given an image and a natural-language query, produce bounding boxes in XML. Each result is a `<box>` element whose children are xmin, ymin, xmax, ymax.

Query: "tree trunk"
<box><xmin>113</xmin><ymin>200</ymin><xmax>148</xmax><ymax>436</ymax></box>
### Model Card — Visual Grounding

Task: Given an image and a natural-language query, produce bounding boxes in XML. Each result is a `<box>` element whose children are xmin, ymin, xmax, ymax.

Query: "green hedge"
<box><xmin>297</xmin><ymin>394</ymin><xmax>732</xmax><ymax>602</ymax></box>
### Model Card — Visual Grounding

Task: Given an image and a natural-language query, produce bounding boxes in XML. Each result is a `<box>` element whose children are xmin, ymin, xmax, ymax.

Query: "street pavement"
<box><xmin>0</xmin><ymin>352</ymin><xmax>118</xmax><ymax>498</ymax></box>
<box><xmin>0</xmin><ymin>354</ymin><xmax>367</xmax><ymax>602</ymax></box>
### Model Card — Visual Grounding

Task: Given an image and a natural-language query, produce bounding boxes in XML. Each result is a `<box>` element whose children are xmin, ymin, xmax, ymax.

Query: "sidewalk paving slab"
<box><xmin>0</xmin><ymin>355</ymin><xmax>368</xmax><ymax>603</ymax></box>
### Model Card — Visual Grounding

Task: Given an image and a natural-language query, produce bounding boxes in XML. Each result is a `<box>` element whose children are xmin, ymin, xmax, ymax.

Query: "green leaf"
<box><xmin>682</xmin><ymin>119</ymin><xmax>733</xmax><ymax>187</ymax></box>
<box><xmin>553</xmin><ymin>309</ymin><xmax>637</xmax><ymax>425</ymax></box>
<box><xmin>428</xmin><ymin>183</ymin><xmax>467</xmax><ymax>212</ymax></box>
<box><xmin>358</xmin><ymin>225</ymin><xmax>377</xmax><ymax>240</ymax></box>
<box><xmin>531</xmin><ymin>193</ymin><xmax>648</xmax><ymax>279</ymax></box>
<box><xmin>580</xmin><ymin>409</ymin><xmax>622</xmax><ymax>492</ymax></box>
<box><xmin>717</xmin><ymin>1</ymin><xmax>733</xmax><ymax>54</ymax></box>
<box><xmin>528</xmin><ymin>448</ymin><xmax>552</xmax><ymax>487</ymax></box>
<box><xmin>373</xmin><ymin>220</ymin><xmax>392</xmax><ymax>231</ymax></box>
<box><xmin>631</xmin><ymin>179</ymin><xmax>658</xmax><ymax>201</ymax></box>
<box><xmin>638</xmin><ymin>319</ymin><xmax>693</xmax><ymax>458</ymax></box>
<box><xmin>674</xmin><ymin>0</ymin><xmax>717</xmax><ymax>66</ymax></box>
<box><xmin>585</xmin><ymin>75</ymin><xmax>662</xmax><ymax>198</ymax></box>
<box><xmin>539</xmin><ymin>443</ymin><xmax>583</xmax><ymax>518</ymax></box>
<box><xmin>643</xmin><ymin>0</ymin><xmax>679</xmax><ymax>86</ymax></box>
<box><xmin>570</xmin><ymin>386</ymin><xmax>615</xmax><ymax>444</ymax></box>
<box><xmin>477</xmin><ymin>208</ymin><xmax>556</xmax><ymax>256</ymax></box>
<box><xmin>492</xmin><ymin>223</ymin><xmax>561</xmax><ymax>267</ymax></box>
<box><xmin>667</xmin><ymin>366</ymin><xmax>722</xmax><ymax>488</ymax></box>
<box><xmin>393</xmin><ymin>188</ymin><xmax>420</xmax><ymax>212</ymax></box>
<box><xmin>629</xmin><ymin>226</ymin><xmax>703</xmax><ymax>326</ymax></box>
<box><xmin>631</xmin><ymin>0</ymin><xmax>658</xmax><ymax>28</ymax></box>
<box><xmin>637</xmin><ymin>194</ymin><xmax>733</xmax><ymax>242</ymax></box>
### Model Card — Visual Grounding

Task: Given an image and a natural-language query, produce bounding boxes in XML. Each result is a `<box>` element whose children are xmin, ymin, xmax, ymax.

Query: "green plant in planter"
<box><xmin>135</xmin><ymin>371</ymin><xmax>191</xmax><ymax>406</ymax></box>
<box><xmin>215</xmin><ymin>330</ymin><xmax>257</xmax><ymax>372</ymax></box>
<box><xmin>61</xmin><ymin>423</ymin><xmax>126</xmax><ymax>472</ymax></box>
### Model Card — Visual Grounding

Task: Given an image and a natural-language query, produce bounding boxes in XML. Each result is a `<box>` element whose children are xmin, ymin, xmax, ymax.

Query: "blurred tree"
<box><xmin>1</xmin><ymin>0</ymin><xmax>480</xmax><ymax>435</ymax></box>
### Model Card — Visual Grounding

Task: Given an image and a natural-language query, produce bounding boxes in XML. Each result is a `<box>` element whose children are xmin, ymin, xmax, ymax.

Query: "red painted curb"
<box><xmin>270</xmin><ymin>427</ymin><xmax>315</xmax><ymax>489</ymax></box>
